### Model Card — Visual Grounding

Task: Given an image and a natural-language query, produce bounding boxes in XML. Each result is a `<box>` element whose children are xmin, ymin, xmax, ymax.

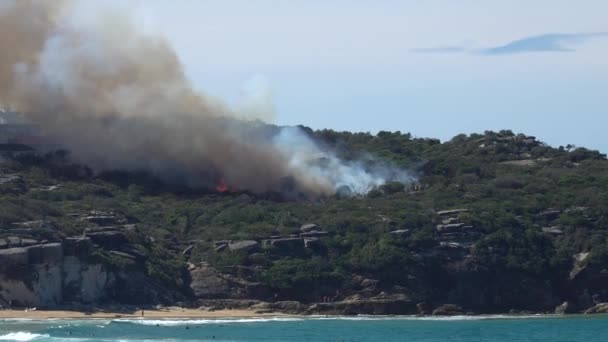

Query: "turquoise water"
<box><xmin>1</xmin><ymin>315</ymin><xmax>607</xmax><ymax>341</ymax></box>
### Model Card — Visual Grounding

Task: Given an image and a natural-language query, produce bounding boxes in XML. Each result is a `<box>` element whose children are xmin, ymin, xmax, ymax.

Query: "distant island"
<box><xmin>1</xmin><ymin>127</ymin><xmax>608</xmax><ymax>316</ymax></box>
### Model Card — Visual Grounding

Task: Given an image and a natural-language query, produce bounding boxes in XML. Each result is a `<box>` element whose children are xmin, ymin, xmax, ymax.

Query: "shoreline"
<box><xmin>0</xmin><ymin>309</ymin><xmax>586</xmax><ymax>321</ymax></box>
<box><xmin>0</xmin><ymin>307</ymin><xmax>288</xmax><ymax>319</ymax></box>
<box><xmin>1</xmin><ymin>304</ymin><xmax>605</xmax><ymax>320</ymax></box>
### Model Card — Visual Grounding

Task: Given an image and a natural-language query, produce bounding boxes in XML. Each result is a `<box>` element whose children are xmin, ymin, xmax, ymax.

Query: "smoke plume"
<box><xmin>0</xmin><ymin>0</ymin><xmax>412</xmax><ymax>196</ymax></box>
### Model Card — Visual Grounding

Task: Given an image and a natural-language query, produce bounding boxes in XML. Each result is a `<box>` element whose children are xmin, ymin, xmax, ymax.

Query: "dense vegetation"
<box><xmin>1</xmin><ymin>128</ymin><xmax>607</xmax><ymax>311</ymax></box>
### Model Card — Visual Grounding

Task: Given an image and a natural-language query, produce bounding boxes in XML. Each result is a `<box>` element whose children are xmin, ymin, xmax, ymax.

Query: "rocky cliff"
<box><xmin>0</xmin><ymin>215</ymin><xmax>183</xmax><ymax>309</ymax></box>
<box><xmin>0</xmin><ymin>238</ymin><xmax>112</xmax><ymax>307</ymax></box>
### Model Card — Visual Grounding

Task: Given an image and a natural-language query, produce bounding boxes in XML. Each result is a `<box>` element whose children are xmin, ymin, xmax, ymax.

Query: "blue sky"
<box><xmin>96</xmin><ymin>0</ymin><xmax>608</xmax><ymax>151</ymax></box>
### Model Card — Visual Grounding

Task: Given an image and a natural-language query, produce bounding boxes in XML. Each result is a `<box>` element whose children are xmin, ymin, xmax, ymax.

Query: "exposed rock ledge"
<box><xmin>305</xmin><ymin>296</ymin><xmax>416</xmax><ymax>315</ymax></box>
<box><xmin>584</xmin><ymin>303</ymin><xmax>608</xmax><ymax>314</ymax></box>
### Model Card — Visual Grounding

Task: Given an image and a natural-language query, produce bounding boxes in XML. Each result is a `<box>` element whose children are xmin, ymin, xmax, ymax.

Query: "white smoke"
<box><xmin>273</xmin><ymin>127</ymin><xmax>414</xmax><ymax>195</ymax></box>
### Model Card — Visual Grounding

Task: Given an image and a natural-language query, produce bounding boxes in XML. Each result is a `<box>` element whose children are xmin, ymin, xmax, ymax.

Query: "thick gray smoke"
<box><xmin>0</xmin><ymin>0</ymin><xmax>412</xmax><ymax>196</ymax></box>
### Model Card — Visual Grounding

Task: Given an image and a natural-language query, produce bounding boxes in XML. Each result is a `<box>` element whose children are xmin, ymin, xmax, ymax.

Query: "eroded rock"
<box><xmin>584</xmin><ymin>303</ymin><xmax>608</xmax><ymax>314</ymax></box>
<box><xmin>189</xmin><ymin>264</ymin><xmax>231</xmax><ymax>298</ymax></box>
<box><xmin>432</xmin><ymin>304</ymin><xmax>464</xmax><ymax>316</ymax></box>
<box><xmin>300</xmin><ymin>223</ymin><xmax>318</xmax><ymax>233</ymax></box>
<box><xmin>555</xmin><ymin>301</ymin><xmax>571</xmax><ymax>314</ymax></box>
<box><xmin>228</xmin><ymin>241</ymin><xmax>259</xmax><ymax>253</ymax></box>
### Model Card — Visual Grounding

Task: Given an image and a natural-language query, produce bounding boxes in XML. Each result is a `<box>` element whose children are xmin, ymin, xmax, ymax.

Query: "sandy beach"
<box><xmin>0</xmin><ymin>307</ymin><xmax>286</xmax><ymax>319</ymax></box>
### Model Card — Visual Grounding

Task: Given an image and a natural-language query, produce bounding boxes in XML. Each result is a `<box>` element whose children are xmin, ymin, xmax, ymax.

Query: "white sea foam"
<box><xmin>112</xmin><ymin>316</ymin><xmax>306</xmax><ymax>326</ymax></box>
<box><xmin>310</xmin><ymin>314</ymin><xmax>553</xmax><ymax>321</ymax></box>
<box><xmin>404</xmin><ymin>314</ymin><xmax>550</xmax><ymax>321</ymax></box>
<box><xmin>110</xmin><ymin>314</ymin><xmax>556</xmax><ymax>326</ymax></box>
<box><xmin>0</xmin><ymin>332</ymin><xmax>49</xmax><ymax>341</ymax></box>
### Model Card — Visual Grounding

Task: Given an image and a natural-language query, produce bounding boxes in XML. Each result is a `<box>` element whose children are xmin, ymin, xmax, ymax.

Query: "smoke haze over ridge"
<box><xmin>0</xmin><ymin>0</ymin><xmax>411</xmax><ymax>196</ymax></box>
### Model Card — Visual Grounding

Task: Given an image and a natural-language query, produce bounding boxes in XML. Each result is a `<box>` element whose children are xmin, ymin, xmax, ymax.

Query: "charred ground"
<box><xmin>1</xmin><ymin>128</ymin><xmax>608</xmax><ymax>315</ymax></box>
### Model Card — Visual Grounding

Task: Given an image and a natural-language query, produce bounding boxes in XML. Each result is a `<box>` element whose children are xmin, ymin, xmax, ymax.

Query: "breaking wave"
<box><xmin>0</xmin><ymin>332</ymin><xmax>49</xmax><ymax>341</ymax></box>
<box><xmin>111</xmin><ymin>317</ymin><xmax>305</xmax><ymax>326</ymax></box>
<box><xmin>110</xmin><ymin>314</ymin><xmax>554</xmax><ymax>326</ymax></box>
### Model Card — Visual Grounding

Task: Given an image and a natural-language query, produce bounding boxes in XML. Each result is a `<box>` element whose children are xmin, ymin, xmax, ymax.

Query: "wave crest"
<box><xmin>111</xmin><ymin>317</ymin><xmax>305</xmax><ymax>326</ymax></box>
<box><xmin>0</xmin><ymin>332</ymin><xmax>49</xmax><ymax>341</ymax></box>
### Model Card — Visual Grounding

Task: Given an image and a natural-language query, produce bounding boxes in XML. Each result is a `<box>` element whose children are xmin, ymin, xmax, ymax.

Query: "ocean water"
<box><xmin>1</xmin><ymin>315</ymin><xmax>607</xmax><ymax>341</ymax></box>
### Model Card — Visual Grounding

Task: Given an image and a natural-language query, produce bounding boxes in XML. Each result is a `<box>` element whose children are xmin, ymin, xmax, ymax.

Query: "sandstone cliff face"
<box><xmin>0</xmin><ymin>241</ymin><xmax>114</xmax><ymax>307</ymax></box>
<box><xmin>63</xmin><ymin>256</ymin><xmax>115</xmax><ymax>304</ymax></box>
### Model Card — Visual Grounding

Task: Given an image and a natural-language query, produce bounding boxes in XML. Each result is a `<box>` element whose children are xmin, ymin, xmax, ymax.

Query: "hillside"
<box><xmin>1</xmin><ymin>128</ymin><xmax>608</xmax><ymax>315</ymax></box>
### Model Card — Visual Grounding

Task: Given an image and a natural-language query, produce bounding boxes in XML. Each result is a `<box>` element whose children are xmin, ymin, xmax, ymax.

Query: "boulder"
<box><xmin>300</xmin><ymin>224</ymin><xmax>319</xmax><ymax>233</ymax></box>
<box><xmin>554</xmin><ymin>301</ymin><xmax>571</xmax><ymax>314</ymax></box>
<box><xmin>442</xmin><ymin>217</ymin><xmax>459</xmax><ymax>225</ymax></box>
<box><xmin>0</xmin><ymin>239</ymin><xmax>7</xmax><ymax>249</ymax></box>
<box><xmin>250</xmin><ymin>302</ymin><xmax>272</xmax><ymax>311</ymax></box>
<box><xmin>361</xmin><ymin>278</ymin><xmax>379</xmax><ymax>289</ymax></box>
<box><xmin>439</xmin><ymin>242</ymin><xmax>467</xmax><ymax>249</ymax></box>
<box><xmin>189</xmin><ymin>265</ymin><xmax>231</xmax><ymax>298</ymax></box>
<box><xmin>270</xmin><ymin>301</ymin><xmax>303</xmax><ymax>313</ymax></box>
<box><xmin>343</xmin><ymin>294</ymin><xmax>364</xmax><ymax>302</ymax></box>
<box><xmin>306</xmin><ymin>296</ymin><xmax>416</xmax><ymax>315</ymax></box>
<box><xmin>436</xmin><ymin>223</ymin><xmax>465</xmax><ymax>233</ymax></box>
<box><xmin>542</xmin><ymin>227</ymin><xmax>563</xmax><ymax>235</ymax></box>
<box><xmin>20</xmin><ymin>239</ymin><xmax>39</xmax><ymax>247</ymax></box>
<box><xmin>432</xmin><ymin>304</ymin><xmax>464</xmax><ymax>316</ymax></box>
<box><xmin>300</xmin><ymin>230</ymin><xmax>329</xmax><ymax>238</ymax></box>
<box><xmin>584</xmin><ymin>303</ymin><xmax>608</xmax><ymax>314</ymax></box>
<box><xmin>228</xmin><ymin>240</ymin><xmax>259</xmax><ymax>253</ymax></box>
<box><xmin>199</xmin><ymin>299</ymin><xmax>264</xmax><ymax>311</ymax></box>
<box><xmin>6</xmin><ymin>236</ymin><xmax>21</xmax><ymax>247</ymax></box>
<box><xmin>437</xmin><ymin>209</ymin><xmax>468</xmax><ymax>217</ymax></box>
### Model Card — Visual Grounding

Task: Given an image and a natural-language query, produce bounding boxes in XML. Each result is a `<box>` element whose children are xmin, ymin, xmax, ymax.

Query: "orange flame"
<box><xmin>216</xmin><ymin>178</ymin><xmax>229</xmax><ymax>193</ymax></box>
